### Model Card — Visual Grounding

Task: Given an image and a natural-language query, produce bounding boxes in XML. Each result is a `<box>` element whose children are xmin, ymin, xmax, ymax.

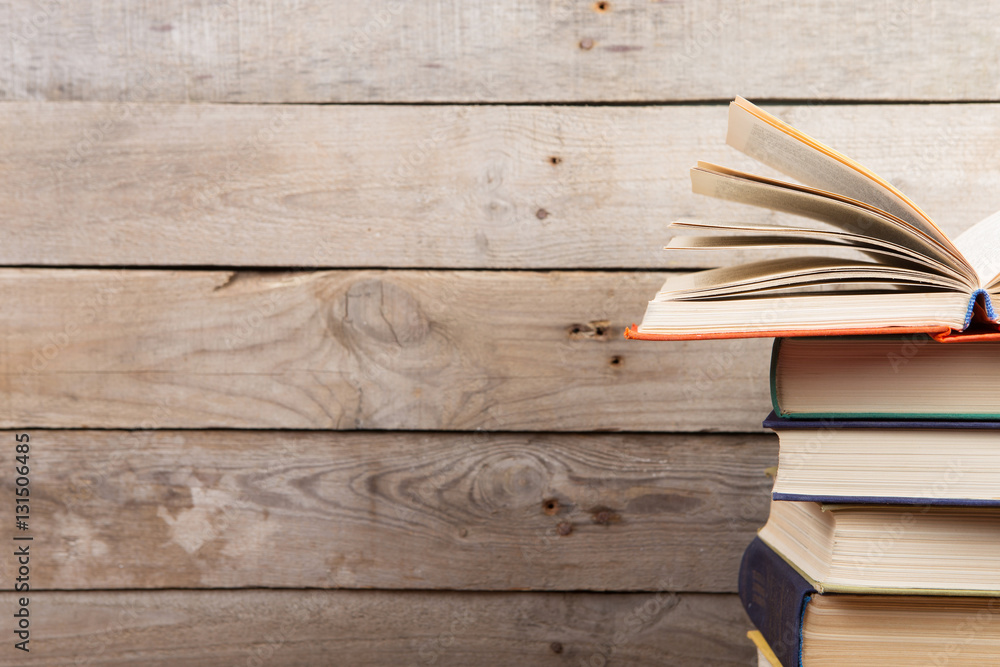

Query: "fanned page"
<box><xmin>955</xmin><ymin>208</ymin><xmax>1000</xmax><ymax>290</ymax></box>
<box><xmin>689</xmin><ymin>164</ymin><xmax>972</xmax><ymax>282</ymax></box>
<box><xmin>668</xmin><ymin>234</ymin><xmax>953</xmax><ymax>276</ymax></box>
<box><xmin>668</xmin><ymin>222</ymin><xmax>962</xmax><ymax>278</ymax></box>
<box><xmin>727</xmin><ymin>97</ymin><xmax>962</xmax><ymax>260</ymax></box>
<box><xmin>629</xmin><ymin>98</ymin><xmax>1000</xmax><ymax>340</ymax></box>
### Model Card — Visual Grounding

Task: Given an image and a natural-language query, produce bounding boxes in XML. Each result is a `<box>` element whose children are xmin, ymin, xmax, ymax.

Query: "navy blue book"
<box><xmin>763</xmin><ymin>411</ymin><xmax>1000</xmax><ymax>506</ymax></box>
<box><xmin>739</xmin><ymin>538</ymin><xmax>1000</xmax><ymax>665</ymax></box>
<box><xmin>739</xmin><ymin>537</ymin><xmax>815</xmax><ymax>667</ymax></box>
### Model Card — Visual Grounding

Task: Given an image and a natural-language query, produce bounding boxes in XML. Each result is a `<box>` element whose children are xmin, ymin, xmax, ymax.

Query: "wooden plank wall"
<box><xmin>0</xmin><ymin>1</ymin><xmax>993</xmax><ymax>664</ymax></box>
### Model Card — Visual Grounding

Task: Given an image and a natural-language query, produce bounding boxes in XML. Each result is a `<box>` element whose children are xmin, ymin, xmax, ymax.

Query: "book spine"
<box><xmin>769</xmin><ymin>338</ymin><xmax>786</xmax><ymax>417</ymax></box>
<box><xmin>738</xmin><ymin>537</ymin><xmax>816</xmax><ymax>667</ymax></box>
<box><xmin>968</xmin><ymin>289</ymin><xmax>997</xmax><ymax>327</ymax></box>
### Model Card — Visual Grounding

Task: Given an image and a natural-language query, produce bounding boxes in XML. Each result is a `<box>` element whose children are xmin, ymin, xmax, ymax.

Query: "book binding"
<box><xmin>738</xmin><ymin>537</ymin><xmax>815</xmax><ymax>667</ymax></box>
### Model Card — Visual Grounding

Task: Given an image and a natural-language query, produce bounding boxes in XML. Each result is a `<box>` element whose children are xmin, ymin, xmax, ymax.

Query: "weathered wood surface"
<box><xmin>1</xmin><ymin>269</ymin><xmax>773</xmax><ymax>431</ymax></box>
<box><xmin>0</xmin><ymin>430</ymin><xmax>775</xmax><ymax>591</ymax></box>
<box><xmin>3</xmin><ymin>0</ymin><xmax>999</xmax><ymax>103</ymax></box>
<box><xmin>4</xmin><ymin>102</ymin><xmax>1000</xmax><ymax>268</ymax></box>
<box><xmin>0</xmin><ymin>590</ymin><xmax>753</xmax><ymax>666</ymax></box>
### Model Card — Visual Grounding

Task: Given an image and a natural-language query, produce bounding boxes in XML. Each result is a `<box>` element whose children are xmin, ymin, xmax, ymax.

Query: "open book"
<box><xmin>627</xmin><ymin>97</ymin><xmax>1000</xmax><ymax>342</ymax></box>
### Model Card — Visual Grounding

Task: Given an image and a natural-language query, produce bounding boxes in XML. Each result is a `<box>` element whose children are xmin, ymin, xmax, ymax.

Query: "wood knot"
<box><xmin>550</xmin><ymin>642</ymin><xmax>564</xmax><ymax>654</ymax></box>
<box><xmin>609</xmin><ymin>355</ymin><xmax>623</xmax><ymax>367</ymax></box>
<box><xmin>342</xmin><ymin>279</ymin><xmax>431</xmax><ymax>347</ymax></box>
<box><xmin>472</xmin><ymin>454</ymin><xmax>548</xmax><ymax>511</ymax></box>
<box><xmin>556</xmin><ymin>521</ymin><xmax>573</xmax><ymax>536</ymax></box>
<box><xmin>536</xmin><ymin>208</ymin><xmax>550</xmax><ymax>220</ymax></box>
<box><xmin>579</xmin><ymin>37</ymin><xmax>594</xmax><ymax>50</ymax></box>
<box><xmin>589</xmin><ymin>506</ymin><xmax>621</xmax><ymax>525</ymax></box>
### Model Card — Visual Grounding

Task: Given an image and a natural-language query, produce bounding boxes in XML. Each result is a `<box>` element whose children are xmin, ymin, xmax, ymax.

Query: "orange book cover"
<box><xmin>625</xmin><ymin>297</ymin><xmax>1000</xmax><ymax>343</ymax></box>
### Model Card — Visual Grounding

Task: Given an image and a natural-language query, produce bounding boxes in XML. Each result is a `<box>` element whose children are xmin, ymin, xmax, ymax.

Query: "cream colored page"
<box><xmin>658</xmin><ymin>258</ymin><xmax>837</xmax><ymax>294</ymax></box>
<box><xmin>669</xmin><ymin>234</ymin><xmax>856</xmax><ymax>249</ymax></box>
<box><xmin>639</xmin><ymin>290</ymin><xmax>971</xmax><ymax>333</ymax></box>
<box><xmin>690</xmin><ymin>167</ymin><xmax>971</xmax><ymax>281</ymax></box>
<box><xmin>701</xmin><ymin>160</ymin><xmax>939</xmax><ymax>235</ymax></box>
<box><xmin>667</xmin><ymin>235</ymin><xmax>957</xmax><ymax>276</ymax></box>
<box><xmin>670</xmin><ymin>220</ymin><xmax>960</xmax><ymax>277</ymax></box>
<box><xmin>663</xmin><ymin>257</ymin><xmax>963</xmax><ymax>297</ymax></box>
<box><xmin>727</xmin><ymin>100</ymin><xmax>955</xmax><ymax>253</ymax></box>
<box><xmin>954</xmin><ymin>208</ymin><xmax>1000</xmax><ymax>288</ymax></box>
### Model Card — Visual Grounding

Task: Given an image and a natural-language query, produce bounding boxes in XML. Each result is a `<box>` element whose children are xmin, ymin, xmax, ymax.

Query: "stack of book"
<box><xmin>742</xmin><ymin>335</ymin><xmax>1000</xmax><ymax>665</ymax></box>
<box><xmin>628</xmin><ymin>99</ymin><xmax>1000</xmax><ymax>666</ymax></box>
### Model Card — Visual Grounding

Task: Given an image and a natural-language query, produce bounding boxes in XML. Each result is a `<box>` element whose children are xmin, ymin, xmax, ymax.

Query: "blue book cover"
<box><xmin>738</xmin><ymin>537</ymin><xmax>815</xmax><ymax>667</ymax></box>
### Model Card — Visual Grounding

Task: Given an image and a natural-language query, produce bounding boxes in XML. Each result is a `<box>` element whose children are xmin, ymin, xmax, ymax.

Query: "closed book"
<box><xmin>739</xmin><ymin>537</ymin><xmax>814</xmax><ymax>667</ymax></box>
<box><xmin>770</xmin><ymin>335</ymin><xmax>1000</xmax><ymax>419</ymax></box>
<box><xmin>739</xmin><ymin>538</ymin><xmax>1000</xmax><ymax>666</ymax></box>
<box><xmin>758</xmin><ymin>499</ymin><xmax>1000</xmax><ymax>595</ymax></box>
<box><xmin>763</xmin><ymin>412</ymin><xmax>1000</xmax><ymax>505</ymax></box>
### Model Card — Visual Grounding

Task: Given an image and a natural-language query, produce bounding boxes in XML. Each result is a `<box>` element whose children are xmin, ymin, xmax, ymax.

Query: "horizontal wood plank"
<box><xmin>4</xmin><ymin>102</ymin><xmax>1000</xmax><ymax>268</ymax></box>
<box><xmin>3</xmin><ymin>1</ymin><xmax>1000</xmax><ymax>103</ymax></box>
<box><xmin>0</xmin><ymin>430</ymin><xmax>775</xmax><ymax>591</ymax></box>
<box><xmin>0</xmin><ymin>590</ymin><xmax>752</xmax><ymax>666</ymax></box>
<box><xmin>1</xmin><ymin>269</ymin><xmax>774</xmax><ymax>431</ymax></box>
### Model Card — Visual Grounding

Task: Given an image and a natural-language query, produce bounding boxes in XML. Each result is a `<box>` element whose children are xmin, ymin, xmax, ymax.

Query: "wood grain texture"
<box><xmin>0</xmin><ymin>430</ymin><xmax>775</xmax><ymax>590</ymax></box>
<box><xmin>0</xmin><ymin>590</ymin><xmax>753</xmax><ymax>666</ymax></box>
<box><xmin>0</xmin><ymin>269</ymin><xmax>774</xmax><ymax>431</ymax></box>
<box><xmin>4</xmin><ymin>102</ymin><xmax>1000</xmax><ymax>269</ymax></box>
<box><xmin>3</xmin><ymin>0</ymin><xmax>1000</xmax><ymax>103</ymax></box>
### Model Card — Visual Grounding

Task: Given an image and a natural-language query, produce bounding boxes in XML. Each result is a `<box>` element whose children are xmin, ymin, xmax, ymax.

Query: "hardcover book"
<box><xmin>740</xmin><ymin>538</ymin><xmax>1000</xmax><ymax>667</ymax></box>
<box><xmin>739</xmin><ymin>537</ymin><xmax>814</xmax><ymax>667</ymax></box>
<box><xmin>757</xmin><ymin>499</ymin><xmax>1000</xmax><ymax>595</ymax></box>
<box><xmin>627</xmin><ymin>97</ymin><xmax>1000</xmax><ymax>343</ymax></box>
<box><xmin>770</xmin><ymin>335</ymin><xmax>1000</xmax><ymax>419</ymax></box>
<box><xmin>764</xmin><ymin>412</ymin><xmax>1000</xmax><ymax>505</ymax></box>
